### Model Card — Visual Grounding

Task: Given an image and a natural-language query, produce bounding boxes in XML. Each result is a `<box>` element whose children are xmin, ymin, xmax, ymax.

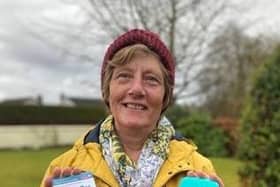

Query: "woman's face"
<box><xmin>109</xmin><ymin>55</ymin><xmax>165</xmax><ymax>132</ymax></box>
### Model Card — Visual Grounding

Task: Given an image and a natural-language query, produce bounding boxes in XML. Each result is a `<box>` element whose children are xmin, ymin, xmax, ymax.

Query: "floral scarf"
<box><xmin>99</xmin><ymin>115</ymin><xmax>175</xmax><ymax>187</ymax></box>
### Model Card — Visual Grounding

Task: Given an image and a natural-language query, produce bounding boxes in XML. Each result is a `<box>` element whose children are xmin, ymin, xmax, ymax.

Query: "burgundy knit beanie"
<box><xmin>101</xmin><ymin>29</ymin><xmax>175</xmax><ymax>87</ymax></box>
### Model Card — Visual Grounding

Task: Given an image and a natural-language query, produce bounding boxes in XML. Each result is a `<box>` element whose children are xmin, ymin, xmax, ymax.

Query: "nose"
<box><xmin>128</xmin><ymin>77</ymin><xmax>145</xmax><ymax>98</ymax></box>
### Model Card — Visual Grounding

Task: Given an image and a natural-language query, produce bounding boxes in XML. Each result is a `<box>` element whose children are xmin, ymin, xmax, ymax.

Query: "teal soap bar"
<box><xmin>179</xmin><ymin>176</ymin><xmax>219</xmax><ymax>187</ymax></box>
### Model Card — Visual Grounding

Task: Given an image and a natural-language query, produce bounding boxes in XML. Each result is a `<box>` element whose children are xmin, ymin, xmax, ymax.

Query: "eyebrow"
<box><xmin>113</xmin><ymin>65</ymin><xmax>164</xmax><ymax>80</ymax></box>
<box><xmin>113</xmin><ymin>67</ymin><xmax>133</xmax><ymax>75</ymax></box>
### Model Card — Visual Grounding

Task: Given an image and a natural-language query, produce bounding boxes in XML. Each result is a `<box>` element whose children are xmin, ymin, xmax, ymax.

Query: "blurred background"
<box><xmin>0</xmin><ymin>0</ymin><xmax>279</xmax><ymax>186</ymax></box>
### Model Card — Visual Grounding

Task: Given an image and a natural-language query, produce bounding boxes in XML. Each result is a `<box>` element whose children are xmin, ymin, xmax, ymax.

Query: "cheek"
<box><xmin>108</xmin><ymin>83</ymin><xmax>123</xmax><ymax>105</ymax></box>
<box><xmin>150</xmin><ymin>88</ymin><xmax>165</xmax><ymax>108</ymax></box>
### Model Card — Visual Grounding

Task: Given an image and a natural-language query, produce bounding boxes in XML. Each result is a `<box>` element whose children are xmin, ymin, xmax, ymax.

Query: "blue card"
<box><xmin>52</xmin><ymin>172</ymin><xmax>96</xmax><ymax>187</ymax></box>
<box><xmin>179</xmin><ymin>176</ymin><xmax>219</xmax><ymax>187</ymax></box>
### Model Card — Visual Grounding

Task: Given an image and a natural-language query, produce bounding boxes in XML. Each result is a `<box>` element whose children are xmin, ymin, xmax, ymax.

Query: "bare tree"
<box><xmin>199</xmin><ymin>22</ymin><xmax>277</xmax><ymax>117</ymax></box>
<box><xmin>29</xmin><ymin>0</ymin><xmax>241</xmax><ymax>102</ymax></box>
<box><xmin>81</xmin><ymin>0</ymin><xmax>235</xmax><ymax>100</ymax></box>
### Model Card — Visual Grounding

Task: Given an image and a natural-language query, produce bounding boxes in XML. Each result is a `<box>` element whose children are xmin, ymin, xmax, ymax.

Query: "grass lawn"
<box><xmin>0</xmin><ymin>147</ymin><xmax>241</xmax><ymax>187</ymax></box>
<box><xmin>0</xmin><ymin>147</ymin><xmax>70</xmax><ymax>187</ymax></box>
<box><xmin>211</xmin><ymin>158</ymin><xmax>242</xmax><ymax>187</ymax></box>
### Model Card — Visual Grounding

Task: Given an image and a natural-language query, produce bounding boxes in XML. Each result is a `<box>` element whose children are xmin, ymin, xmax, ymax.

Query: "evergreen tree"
<box><xmin>238</xmin><ymin>47</ymin><xmax>280</xmax><ymax>186</ymax></box>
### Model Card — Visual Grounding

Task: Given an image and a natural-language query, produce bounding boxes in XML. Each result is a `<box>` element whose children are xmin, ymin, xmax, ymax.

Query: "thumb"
<box><xmin>44</xmin><ymin>176</ymin><xmax>53</xmax><ymax>187</ymax></box>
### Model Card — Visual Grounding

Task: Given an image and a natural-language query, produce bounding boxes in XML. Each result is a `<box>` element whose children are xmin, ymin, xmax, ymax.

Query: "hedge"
<box><xmin>0</xmin><ymin>105</ymin><xmax>107</xmax><ymax>125</ymax></box>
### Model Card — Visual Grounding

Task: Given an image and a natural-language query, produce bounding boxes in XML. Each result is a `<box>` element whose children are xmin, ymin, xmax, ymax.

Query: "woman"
<box><xmin>41</xmin><ymin>29</ymin><xmax>224</xmax><ymax>187</ymax></box>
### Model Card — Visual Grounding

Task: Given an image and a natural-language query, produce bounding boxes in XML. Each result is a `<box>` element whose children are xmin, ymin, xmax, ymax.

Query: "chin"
<box><xmin>124</xmin><ymin>120</ymin><xmax>147</xmax><ymax>128</ymax></box>
<box><xmin>120</xmin><ymin>117</ymin><xmax>151</xmax><ymax>129</ymax></box>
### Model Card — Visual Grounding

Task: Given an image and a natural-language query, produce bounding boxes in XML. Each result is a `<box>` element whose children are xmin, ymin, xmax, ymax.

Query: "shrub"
<box><xmin>165</xmin><ymin>104</ymin><xmax>190</xmax><ymax>127</ymax></box>
<box><xmin>213</xmin><ymin>117</ymin><xmax>239</xmax><ymax>156</ymax></box>
<box><xmin>238</xmin><ymin>47</ymin><xmax>280</xmax><ymax>186</ymax></box>
<box><xmin>176</xmin><ymin>112</ymin><xmax>228</xmax><ymax>157</ymax></box>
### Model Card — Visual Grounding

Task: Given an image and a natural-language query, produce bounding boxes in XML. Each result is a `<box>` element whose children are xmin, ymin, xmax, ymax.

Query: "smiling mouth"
<box><xmin>123</xmin><ymin>103</ymin><xmax>147</xmax><ymax>110</ymax></box>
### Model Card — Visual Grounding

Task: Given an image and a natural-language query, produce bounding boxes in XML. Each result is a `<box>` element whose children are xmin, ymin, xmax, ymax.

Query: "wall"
<box><xmin>0</xmin><ymin>125</ymin><xmax>93</xmax><ymax>149</ymax></box>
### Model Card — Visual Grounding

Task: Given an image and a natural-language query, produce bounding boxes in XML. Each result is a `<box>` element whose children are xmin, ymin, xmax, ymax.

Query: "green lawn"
<box><xmin>0</xmin><ymin>147</ymin><xmax>70</xmax><ymax>187</ymax></box>
<box><xmin>0</xmin><ymin>147</ymin><xmax>241</xmax><ymax>187</ymax></box>
<box><xmin>211</xmin><ymin>158</ymin><xmax>242</xmax><ymax>187</ymax></box>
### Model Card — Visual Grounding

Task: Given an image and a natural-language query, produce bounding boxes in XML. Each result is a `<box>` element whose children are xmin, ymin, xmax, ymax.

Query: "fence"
<box><xmin>0</xmin><ymin>124</ymin><xmax>93</xmax><ymax>149</ymax></box>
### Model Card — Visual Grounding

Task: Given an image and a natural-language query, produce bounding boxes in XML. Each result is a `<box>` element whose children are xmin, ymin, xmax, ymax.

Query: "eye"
<box><xmin>145</xmin><ymin>75</ymin><xmax>161</xmax><ymax>85</ymax></box>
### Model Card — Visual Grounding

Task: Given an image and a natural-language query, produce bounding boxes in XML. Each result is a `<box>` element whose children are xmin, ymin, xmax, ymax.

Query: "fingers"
<box><xmin>44</xmin><ymin>176</ymin><xmax>53</xmax><ymax>187</ymax></box>
<box><xmin>187</xmin><ymin>170</ymin><xmax>208</xmax><ymax>178</ymax></box>
<box><xmin>53</xmin><ymin>167</ymin><xmax>62</xmax><ymax>178</ymax></box>
<box><xmin>186</xmin><ymin>171</ymin><xmax>224</xmax><ymax>187</ymax></box>
<box><xmin>62</xmin><ymin>167</ymin><xmax>72</xmax><ymax>177</ymax></box>
<box><xmin>44</xmin><ymin>167</ymin><xmax>83</xmax><ymax>187</ymax></box>
<box><xmin>54</xmin><ymin>167</ymin><xmax>82</xmax><ymax>178</ymax></box>
<box><xmin>72</xmin><ymin>168</ymin><xmax>82</xmax><ymax>175</ymax></box>
<box><xmin>209</xmin><ymin>174</ymin><xmax>225</xmax><ymax>187</ymax></box>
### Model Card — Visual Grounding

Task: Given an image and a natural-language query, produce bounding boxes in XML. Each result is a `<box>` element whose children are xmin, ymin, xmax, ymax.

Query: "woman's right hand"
<box><xmin>44</xmin><ymin>167</ymin><xmax>82</xmax><ymax>187</ymax></box>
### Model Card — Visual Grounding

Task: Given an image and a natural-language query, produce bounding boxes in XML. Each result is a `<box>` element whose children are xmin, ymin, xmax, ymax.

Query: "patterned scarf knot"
<box><xmin>99</xmin><ymin>115</ymin><xmax>175</xmax><ymax>187</ymax></box>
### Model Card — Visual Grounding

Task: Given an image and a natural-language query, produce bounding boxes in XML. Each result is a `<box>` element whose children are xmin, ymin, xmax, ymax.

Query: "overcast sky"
<box><xmin>0</xmin><ymin>0</ymin><xmax>105</xmax><ymax>104</ymax></box>
<box><xmin>0</xmin><ymin>0</ymin><xmax>280</xmax><ymax>105</ymax></box>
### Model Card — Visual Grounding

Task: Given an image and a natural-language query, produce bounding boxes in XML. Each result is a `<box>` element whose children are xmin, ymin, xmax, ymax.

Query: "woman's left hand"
<box><xmin>186</xmin><ymin>170</ymin><xmax>224</xmax><ymax>187</ymax></box>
